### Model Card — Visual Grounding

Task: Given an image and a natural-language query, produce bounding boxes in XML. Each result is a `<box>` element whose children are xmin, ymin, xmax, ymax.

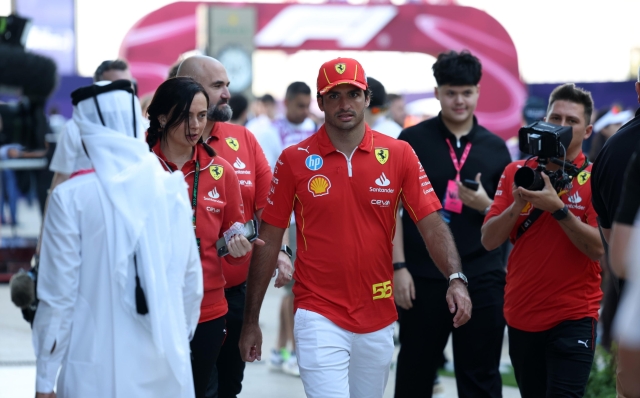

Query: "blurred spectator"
<box><xmin>404</xmin><ymin>97</ymin><xmax>441</xmax><ymax>127</ymax></box>
<box><xmin>229</xmin><ymin>94</ymin><xmax>249</xmax><ymax>126</ymax></box>
<box><xmin>252</xmin><ymin>83</ymin><xmax>316</xmax><ymax>169</ymax></box>
<box><xmin>48</xmin><ymin>106</ymin><xmax>66</xmax><ymax>137</ymax></box>
<box><xmin>588</xmin><ymin>106</ymin><xmax>633</xmax><ymax>160</ymax></box>
<box><xmin>246</xmin><ymin>94</ymin><xmax>277</xmax><ymax>137</ymax></box>
<box><xmin>249</xmin><ymin>82</ymin><xmax>316</xmax><ymax>378</ymax></box>
<box><xmin>507</xmin><ymin>96</ymin><xmax>548</xmax><ymax>161</ymax></box>
<box><xmin>364</xmin><ymin>77</ymin><xmax>402</xmax><ymax>138</ymax></box>
<box><xmin>387</xmin><ymin>93</ymin><xmax>407</xmax><ymax>128</ymax></box>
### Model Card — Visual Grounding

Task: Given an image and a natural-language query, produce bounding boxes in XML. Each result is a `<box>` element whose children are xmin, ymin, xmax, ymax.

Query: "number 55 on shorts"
<box><xmin>372</xmin><ymin>280</ymin><xmax>392</xmax><ymax>300</ymax></box>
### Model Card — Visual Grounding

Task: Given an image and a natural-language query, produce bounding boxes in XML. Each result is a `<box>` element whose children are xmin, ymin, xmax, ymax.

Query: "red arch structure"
<box><xmin>120</xmin><ymin>2</ymin><xmax>526</xmax><ymax>139</ymax></box>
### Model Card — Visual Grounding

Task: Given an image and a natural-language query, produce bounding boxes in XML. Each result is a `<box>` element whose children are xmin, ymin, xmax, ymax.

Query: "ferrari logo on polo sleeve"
<box><xmin>335</xmin><ymin>63</ymin><xmax>346</xmax><ymax>74</ymax></box>
<box><xmin>375</xmin><ymin>148</ymin><xmax>389</xmax><ymax>165</ymax></box>
<box><xmin>210</xmin><ymin>165</ymin><xmax>224</xmax><ymax>180</ymax></box>
<box><xmin>577</xmin><ymin>170</ymin><xmax>590</xmax><ymax>185</ymax></box>
<box><xmin>225</xmin><ymin>137</ymin><xmax>240</xmax><ymax>151</ymax></box>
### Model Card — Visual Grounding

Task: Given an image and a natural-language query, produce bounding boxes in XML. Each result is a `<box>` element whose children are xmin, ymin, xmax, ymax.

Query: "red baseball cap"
<box><xmin>317</xmin><ymin>58</ymin><xmax>368</xmax><ymax>95</ymax></box>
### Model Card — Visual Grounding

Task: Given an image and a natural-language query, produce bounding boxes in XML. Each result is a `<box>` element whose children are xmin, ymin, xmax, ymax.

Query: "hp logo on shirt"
<box><xmin>305</xmin><ymin>155</ymin><xmax>323</xmax><ymax>171</ymax></box>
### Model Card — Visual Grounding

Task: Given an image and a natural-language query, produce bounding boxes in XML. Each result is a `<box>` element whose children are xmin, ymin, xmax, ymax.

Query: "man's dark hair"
<box><xmin>93</xmin><ymin>59</ymin><xmax>129</xmax><ymax>82</ymax></box>
<box><xmin>432</xmin><ymin>50</ymin><xmax>482</xmax><ymax>86</ymax></box>
<box><xmin>260</xmin><ymin>94</ymin><xmax>275</xmax><ymax>105</ymax></box>
<box><xmin>229</xmin><ymin>94</ymin><xmax>249</xmax><ymax>122</ymax></box>
<box><xmin>367</xmin><ymin>77</ymin><xmax>387</xmax><ymax>109</ymax></box>
<box><xmin>547</xmin><ymin>83</ymin><xmax>594</xmax><ymax>124</ymax></box>
<box><xmin>285</xmin><ymin>82</ymin><xmax>311</xmax><ymax>100</ymax></box>
<box><xmin>146</xmin><ymin>77</ymin><xmax>214</xmax><ymax>155</ymax></box>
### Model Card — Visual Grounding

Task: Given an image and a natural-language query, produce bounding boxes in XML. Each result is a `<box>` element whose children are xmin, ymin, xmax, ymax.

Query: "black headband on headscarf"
<box><xmin>71</xmin><ymin>79</ymin><xmax>138</xmax><ymax>138</ymax></box>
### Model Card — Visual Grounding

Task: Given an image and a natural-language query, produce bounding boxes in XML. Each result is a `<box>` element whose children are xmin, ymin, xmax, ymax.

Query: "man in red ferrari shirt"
<box><xmin>239</xmin><ymin>57</ymin><xmax>471</xmax><ymax>398</ymax></box>
<box><xmin>482</xmin><ymin>83</ymin><xmax>604</xmax><ymax>398</ymax></box>
<box><xmin>177</xmin><ymin>56</ymin><xmax>292</xmax><ymax>398</ymax></box>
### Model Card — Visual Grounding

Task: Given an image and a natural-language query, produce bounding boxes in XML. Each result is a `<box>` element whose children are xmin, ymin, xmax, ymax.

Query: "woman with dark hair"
<box><xmin>146</xmin><ymin>76</ymin><xmax>254</xmax><ymax>398</ymax></box>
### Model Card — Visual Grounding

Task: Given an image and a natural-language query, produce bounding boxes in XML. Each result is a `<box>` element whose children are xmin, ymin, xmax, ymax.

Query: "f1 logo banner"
<box><xmin>121</xmin><ymin>2</ymin><xmax>525</xmax><ymax>141</ymax></box>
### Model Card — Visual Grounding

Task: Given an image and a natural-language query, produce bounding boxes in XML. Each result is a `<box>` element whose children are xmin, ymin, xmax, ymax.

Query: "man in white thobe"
<box><xmin>32</xmin><ymin>81</ymin><xmax>203</xmax><ymax>398</ymax></box>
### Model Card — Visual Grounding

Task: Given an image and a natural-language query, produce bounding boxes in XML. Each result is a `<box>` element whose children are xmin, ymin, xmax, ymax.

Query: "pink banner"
<box><xmin>120</xmin><ymin>1</ymin><xmax>526</xmax><ymax>139</ymax></box>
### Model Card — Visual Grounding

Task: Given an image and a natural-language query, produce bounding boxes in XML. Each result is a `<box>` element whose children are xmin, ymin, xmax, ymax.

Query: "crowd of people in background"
<box><xmin>7</xmin><ymin>47</ymin><xmax>640</xmax><ymax>398</ymax></box>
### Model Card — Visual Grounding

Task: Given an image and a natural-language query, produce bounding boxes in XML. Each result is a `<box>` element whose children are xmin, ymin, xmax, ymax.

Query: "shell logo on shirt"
<box><xmin>308</xmin><ymin>175</ymin><xmax>331</xmax><ymax>197</ymax></box>
<box><xmin>577</xmin><ymin>170</ymin><xmax>590</xmax><ymax>185</ymax></box>
<box><xmin>375</xmin><ymin>148</ymin><xmax>389</xmax><ymax>165</ymax></box>
<box><xmin>210</xmin><ymin>165</ymin><xmax>224</xmax><ymax>180</ymax></box>
<box><xmin>335</xmin><ymin>63</ymin><xmax>346</xmax><ymax>74</ymax></box>
<box><xmin>225</xmin><ymin>137</ymin><xmax>240</xmax><ymax>151</ymax></box>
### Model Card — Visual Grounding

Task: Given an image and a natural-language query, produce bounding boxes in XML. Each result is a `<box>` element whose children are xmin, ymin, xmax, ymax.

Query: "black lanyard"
<box><xmin>191</xmin><ymin>160</ymin><xmax>200</xmax><ymax>229</ymax></box>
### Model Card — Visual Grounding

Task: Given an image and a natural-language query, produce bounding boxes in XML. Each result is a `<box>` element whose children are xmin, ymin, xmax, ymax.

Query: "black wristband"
<box><xmin>393</xmin><ymin>262</ymin><xmax>406</xmax><ymax>271</ymax></box>
<box><xmin>552</xmin><ymin>205</ymin><xmax>569</xmax><ymax>221</ymax></box>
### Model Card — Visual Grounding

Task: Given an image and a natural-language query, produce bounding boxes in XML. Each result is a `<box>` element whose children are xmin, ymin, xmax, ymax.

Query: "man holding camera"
<box><xmin>482</xmin><ymin>83</ymin><xmax>604</xmax><ymax>397</ymax></box>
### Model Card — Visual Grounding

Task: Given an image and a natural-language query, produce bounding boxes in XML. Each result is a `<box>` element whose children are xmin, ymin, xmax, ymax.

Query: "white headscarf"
<box><xmin>72</xmin><ymin>82</ymin><xmax>193</xmax><ymax>386</ymax></box>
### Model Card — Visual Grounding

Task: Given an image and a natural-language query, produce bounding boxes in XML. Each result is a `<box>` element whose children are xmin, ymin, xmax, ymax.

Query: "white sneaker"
<box><xmin>283</xmin><ymin>352</ymin><xmax>300</xmax><ymax>377</ymax></box>
<box><xmin>269</xmin><ymin>348</ymin><xmax>285</xmax><ymax>370</ymax></box>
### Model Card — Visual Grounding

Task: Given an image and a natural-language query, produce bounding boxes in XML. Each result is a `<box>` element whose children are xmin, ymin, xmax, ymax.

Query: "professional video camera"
<box><xmin>1</xmin><ymin>14</ymin><xmax>57</xmax><ymax>324</ymax></box>
<box><xmin>0</xmin><ymin>14</ymin><xmax>57</xmax><ymax>150</ymax></box>
<box><xmin>513</xmin><ymin>121</ymin><xmax>580</xmax><ymax>192</ymax></box>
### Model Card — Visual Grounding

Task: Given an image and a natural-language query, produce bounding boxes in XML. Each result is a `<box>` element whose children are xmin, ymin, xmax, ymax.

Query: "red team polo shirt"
<box><xmin>484</xmin><ymin>152</ymin><xmax>602</xmax><ymax>332</ymax></box>
<box><xmin>261</xmin><ymin>124</ymin><xmax>442</xmax><ymax>333</ymax></box>
<box><xmin>152</xmin><ymin>142</ymin><xmax>248</xmax><ymax>323</ymax></box>
<box><xmin>207</xmin><ymin>122</ymin><xmax>272</xmax><ymax>288</ymax></box>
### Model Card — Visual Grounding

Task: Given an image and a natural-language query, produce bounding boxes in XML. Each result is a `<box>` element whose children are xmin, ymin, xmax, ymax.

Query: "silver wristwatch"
<box><xmin>448</xmin><ymin>272</ymin><xmax>468</xmax><ymax>286</ymax></box>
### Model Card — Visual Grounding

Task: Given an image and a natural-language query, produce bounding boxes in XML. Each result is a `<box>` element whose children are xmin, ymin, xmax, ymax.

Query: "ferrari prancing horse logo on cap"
<box><xmin>226</xmin><ymin>137</ymin><xmax>239</xmax><ymax>151</ymax></box>
<box><xmin>375</xmin><ymin>148</ymin><xmax>389</xmax><ymax>165</ymax></box>
<box><xmin>210</xmin><ymin>165</ymin><xmax>224</xmax><ymax>180</ymax></box>
<box><xmin>335</xmin><ymin>63</ymin><xmax>346</xmax><ymax>74</ymax></box>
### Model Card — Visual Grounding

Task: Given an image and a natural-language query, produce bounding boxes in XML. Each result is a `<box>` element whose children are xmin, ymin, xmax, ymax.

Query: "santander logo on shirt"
<box><xmin>567</xmin><ymin>191</ymin><xmax>586</xmax><ymax>211</ymax></box>
<box><xmin>208</xmin><ymin>188</ymin><xmax>220</xmax><ymax>199</ymax></box>
<box><xmin>205</xmin><ymin>187</ymin><xmax>223</xmax><ymax>204</ymax></box>
<box><xmin>233</xmin><ymin>158</ymin><xmax>246</xmax><ymax>170</ymax></box>
<box><xmin>370</xmin><ymin>172</ymin><xmax>394</xmax><ymax>193</ymax></box>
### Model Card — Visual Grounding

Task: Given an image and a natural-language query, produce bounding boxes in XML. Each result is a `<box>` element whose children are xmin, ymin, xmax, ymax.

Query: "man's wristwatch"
<box><xmin>280</xmin><ymin>245</ymin><xmax>293</xmax><ymax>259</ymax></box>
<box><xmin>393</xmin><ymin>262</ymin><xmax>407</xmax><ymax>271</ymax></box>
<box><xmin>448</xmin><ymin>272</ymin><xmax>468</xmax><ymax>286</ymax></box>
<box><xmin>552</xmin><ymin>205</ymin><xmax>569</xmax><ymax>221</ymax></box>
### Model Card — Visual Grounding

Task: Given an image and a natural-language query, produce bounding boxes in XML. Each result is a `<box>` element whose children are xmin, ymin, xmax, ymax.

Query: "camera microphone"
<box><xmin>9</xmin><ymin>269</ymin><xmax>36</xmax><ymax>309</ymax></box>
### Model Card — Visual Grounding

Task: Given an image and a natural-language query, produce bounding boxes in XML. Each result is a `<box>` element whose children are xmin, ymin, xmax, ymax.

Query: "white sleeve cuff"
<box><xmin>35</xmin><ymin>358</ymin><xmax>59</xmax><ymax>393</ymax></box>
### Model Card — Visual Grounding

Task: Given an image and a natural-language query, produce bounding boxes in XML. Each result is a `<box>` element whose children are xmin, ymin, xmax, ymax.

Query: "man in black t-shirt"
<box><xmin>590</xmin><ymin>69</ymin><xmax>640</xmax><ymax>397</ymax></box>
<box><xmin>393</xmin><ymin>51</ymin><xmax>511</xmax><ymax>398</ymax></box>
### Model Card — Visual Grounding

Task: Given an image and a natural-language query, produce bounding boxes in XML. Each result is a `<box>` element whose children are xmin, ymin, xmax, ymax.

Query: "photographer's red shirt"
<box><xmin>207</xmin><ymin>122</ymin><xmax>272</xmax><ymax>288</ymax></box>
<box><xmin>484</xmin><ymin>152</ymin><xmax>602</xmax><ymax>332</ymax></box>
<box><xmin>261</xmin><ymin>125</ymin><xmax>441</xmax><ymax>333</ymax></box>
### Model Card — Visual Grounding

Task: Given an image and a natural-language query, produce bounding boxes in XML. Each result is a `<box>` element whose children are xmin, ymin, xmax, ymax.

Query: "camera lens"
<box><xmin>514</xmin><ymin>167</ymin><xmax>545</xmax><ymax>191</ymax></box>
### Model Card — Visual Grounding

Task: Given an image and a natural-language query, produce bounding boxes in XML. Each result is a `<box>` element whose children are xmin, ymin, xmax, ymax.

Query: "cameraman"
<box><xmin>481</xmin><ymin>83</ymin><xmax>604</xmax><ymax>397</ymax></box>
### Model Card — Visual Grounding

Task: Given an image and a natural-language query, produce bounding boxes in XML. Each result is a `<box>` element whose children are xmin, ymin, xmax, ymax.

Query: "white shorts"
<box><xmin>293</xmin><ymin>308</ymin><xmax>395</xmax><ymax>398</ymax></box>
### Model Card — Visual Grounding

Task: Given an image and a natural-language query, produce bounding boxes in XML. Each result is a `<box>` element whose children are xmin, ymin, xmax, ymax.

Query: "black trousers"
<box><xmin>191</xmin><ymin>316</ymin><xmax>227</xmax><ymax>398</ymax></box>
<box><xmin>508</xmin><ymin>317</ymin><xmax>597</xmax><ymax>398</ymax></box>
<box><xmin>395</xmin><ymin>270</ymin><xmax>506</xmax><ymax>398</ymax></box>
<box><xmin>207</xmin><ymin>283</ymin><xmax>247</xmax><ymax>398</ymax></box>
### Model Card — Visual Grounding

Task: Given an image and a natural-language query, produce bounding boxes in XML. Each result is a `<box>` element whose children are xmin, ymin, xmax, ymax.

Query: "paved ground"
<box><xmin>0</xmin><ymin>199</ymin><xmax>521</xmax><ymax>397</ymax></box>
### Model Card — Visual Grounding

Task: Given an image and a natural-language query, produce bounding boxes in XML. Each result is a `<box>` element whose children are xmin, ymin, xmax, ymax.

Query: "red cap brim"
<box><xmin>318</xmin><ymin>80</ymin><xmax>368</xmax><ymax>95</ymax></box>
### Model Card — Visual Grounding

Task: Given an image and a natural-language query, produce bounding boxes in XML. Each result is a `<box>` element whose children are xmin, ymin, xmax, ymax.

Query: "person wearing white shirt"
<box><xmin>32</xmin><ymin>81</ymin><xmax>202</xmax><ymax>398</ymax></box>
